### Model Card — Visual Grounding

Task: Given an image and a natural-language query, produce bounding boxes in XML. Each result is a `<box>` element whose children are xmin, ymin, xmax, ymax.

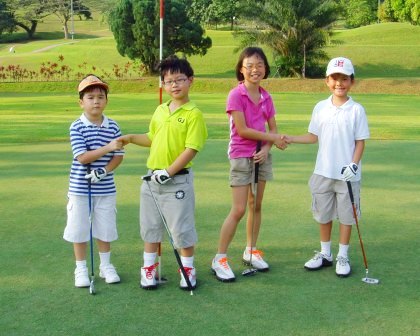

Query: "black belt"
<box><xmin>153</xmin><ymin>168</ymin><xmax>189</xmax><ymax>175</ymax></box>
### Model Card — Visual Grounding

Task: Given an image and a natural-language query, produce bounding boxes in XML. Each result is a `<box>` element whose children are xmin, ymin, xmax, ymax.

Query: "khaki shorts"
<box><xmin>229</xmin><ymin>154</ymin><xmax>273</xmax><ymax>186</ymax></box>
<box><xmin>64</xmin><ymin>195</ymin><xmax>118</xmax><ymax>243</ymax></box>
<box><xmin>309</xmin><ymin>174</ymin><xmax>361</xmax><ymax>225</ymax></box>
<box><xmin>140</xmin><ymin>171</ymin><xmax>197</xmax><ymax>249</ymax></box>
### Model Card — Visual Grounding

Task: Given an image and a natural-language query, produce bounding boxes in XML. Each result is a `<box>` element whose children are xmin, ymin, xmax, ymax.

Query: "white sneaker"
<box><xmin>336</xmin><ymin>256</ymin><xmax>351</xmax><ymax>277</ymax></box>
<box><xmin>74</xmin><ymin>267</ymin><xmax>90</xmax><ymax>288</ymax></box>
<box><xmin>211</xmin><ymin>257</ymin><xmax>235</xmax><ymax>282</ymax></box>
<box><xmin>243</xmin><ymin>249</ymin><xmax>269</xmax><ymax>272</ymax></box>
<box><xmin>140</xmin><ymin>263</ymin><xmax>158</xmax><ymax>289</ymax></box>
<box><xmin>179</xmin><ymin>267</ymin><xmax>197</xmax><ymax>290</ymax></box>
<box><xmin>99</xmin><ymin>264</ymin><xmax>120</xmax><ymax>284</ymax></box>
<box><xmin>304</xmin><ymin>251</ymin><xmax>333</xmax><ymax>270</ymax></box>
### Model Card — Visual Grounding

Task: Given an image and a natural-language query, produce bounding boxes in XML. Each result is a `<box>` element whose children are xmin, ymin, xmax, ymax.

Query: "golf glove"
<box><xmin>152</xmin><ymin>169</ymin><xmax>171</xmax><ymax>185</ymax></box>
<box><xmin>341</xmin><ymin>162</ymin><xmax>358</xmax><ymax>181</ymax></box>
<box><xmin>85</xmin><ymin>167</ymin><xmax>107</xmax><ymax>183</ymax></box>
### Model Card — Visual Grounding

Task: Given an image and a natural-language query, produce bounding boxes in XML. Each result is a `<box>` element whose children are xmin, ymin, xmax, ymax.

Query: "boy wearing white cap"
<box><xmin>64</xmin><ymin>74</ymin><xmax>124</xmax><ymax>287</ymax></box>
<box><xmin>282</xmin><ymin>57</ymin><xmax>370</xmax><ymax>277</ymax></box>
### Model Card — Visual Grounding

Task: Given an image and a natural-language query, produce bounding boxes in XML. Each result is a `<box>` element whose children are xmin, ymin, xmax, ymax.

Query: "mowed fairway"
<box><xmin>1</xmin><ymin>91</ymin><xmax>419</xmax><ymax>335</ymax></box>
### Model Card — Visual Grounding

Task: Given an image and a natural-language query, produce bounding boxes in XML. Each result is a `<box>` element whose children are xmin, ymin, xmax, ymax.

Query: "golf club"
<box><xmin>142</xmin><ymin>175</ymin><xmax>194</xmax><ymax>295</ymax></box>
<box><xmin>156</xmin><ymin>243</ymin><xmax>168</xmax><ymax>284</ymax></box>
<box><xmin>242</xmin><ymin>141</ymin><xmax>261</xmax><ymax>277</ymax></box>
<box><xmin>87</xmin><ymin>164</ymin><xmax>96</xmax><ymax>295</ymax></box>
<box><xmin>346</xmin><ymin>181</ymin><xmax>379</xmax><ymax>285</ymax></box>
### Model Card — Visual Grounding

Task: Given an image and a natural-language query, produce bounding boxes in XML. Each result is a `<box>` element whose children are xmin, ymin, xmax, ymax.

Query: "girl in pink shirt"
<box><xmin>211</xmin><ymin>47</ymin><xmax>287</xmax><ymax>282</ymax></box>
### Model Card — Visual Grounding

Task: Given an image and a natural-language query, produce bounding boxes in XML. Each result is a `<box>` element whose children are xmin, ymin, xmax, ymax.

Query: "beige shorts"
<box><xmin>64</xmin><ymin>195</ymin><xmax>118</xmax><ymax>243</ymax></box>
<box><xmin>229</xmin><ymin>154</ymin><xmax>273</xmax><ymax>187</ymax></box>
<box><xmin>309</xmin><ymin>174</ymin><xmax>361</xmax><ymax>225</ymax></box>
<box><xmin>140</xmin><ymin>171</ymin><xmax>197</xmax><ymax>249</ymax></box>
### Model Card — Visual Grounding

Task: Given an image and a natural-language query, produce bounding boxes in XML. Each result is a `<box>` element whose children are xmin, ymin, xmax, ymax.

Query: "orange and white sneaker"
<box><xmin>179</xmin><ymin>266</ymin><xmax>197</xmax><ymax>290</ymax></box>
<box><xmin>243</xmin><ymin>249</ymin><xmax>269</xmax><ymax>272</ymax></box>
<box><xmin>140</xmin><ymin>263</ymin><xmax>158</xmax><ymax>290</ymax></box>
<box><xmin>211</xmin><ymin>256</ymin><xmax>236</xmax><ymax>282</ymax></box>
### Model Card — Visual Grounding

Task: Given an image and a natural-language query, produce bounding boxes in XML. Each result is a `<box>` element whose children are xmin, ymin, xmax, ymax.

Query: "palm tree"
<box><xmin>236</xmin><ymin>0</ymin><xmax>340</xmax><ymax>78</ymax></box>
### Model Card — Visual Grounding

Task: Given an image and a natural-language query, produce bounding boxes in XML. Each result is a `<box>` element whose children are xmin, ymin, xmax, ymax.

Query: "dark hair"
<box><xmin>79</xmin><ymin>74</ymin><xmax>108</xmax><ymax>99</ymax></box>
<box><xmin>235</xmin><ymin>47</ymin><xmax>270</xmax><ymax>81</ymax></box>
<box><xmin>158</xmin><ymin>55</ymin><xmax>194</xmax><ymax>80</ymax></box>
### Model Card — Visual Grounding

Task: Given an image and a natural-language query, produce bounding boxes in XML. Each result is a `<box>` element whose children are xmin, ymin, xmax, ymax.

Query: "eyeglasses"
<box><xmin>242</xmin><ymin>64</ymin><xmax>265</xmax><ymax>71</ymax></box>
<box><xmin>162</xmin><ymin>77</ymin><xmax>189</xmax><ymax>87</ymax></box>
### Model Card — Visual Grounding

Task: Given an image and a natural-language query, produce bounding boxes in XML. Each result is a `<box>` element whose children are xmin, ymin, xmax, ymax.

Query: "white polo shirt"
<box><xmin>308</xmin><ymin>96</ymin><xmax>370</xmax><ymax>181</ymax></box>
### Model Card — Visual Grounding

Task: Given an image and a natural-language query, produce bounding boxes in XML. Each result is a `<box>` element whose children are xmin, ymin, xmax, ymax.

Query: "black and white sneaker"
<box><xmin>304</xmin><ymin>251</ymin><xmax>333</xmax><ymax>270</ymax></box>
<box><xmin>335</xmin><ymin>256</ymin><xmax>351</xmax><ymax>277</ymax></box>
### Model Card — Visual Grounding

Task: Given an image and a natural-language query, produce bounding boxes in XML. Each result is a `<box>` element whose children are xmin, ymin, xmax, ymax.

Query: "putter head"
<box><xmin>362</xmin><ymin>277</ymin><xmax>379</xmax><ymax>284</ymax></box>
<box><xmin>242</xmin><ymin>268</ymin><xmax>257</xmax><ymax>276</ymax></box>
<box><xmin>89</xmin><ymin>281</ymin><xmax>96</xmax><ymax>295</ymax></box>
<box><xmin>155</xmin><ymin>276</ymin><xmax>168</xmax><ymax>284</ymax></box>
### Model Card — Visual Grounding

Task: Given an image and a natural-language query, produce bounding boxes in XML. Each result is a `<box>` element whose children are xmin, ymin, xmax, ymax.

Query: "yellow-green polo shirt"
<box><xmin>146</xmin><ymin>101</ymin><xmax>207</xmax><ymax>170</ymax></box>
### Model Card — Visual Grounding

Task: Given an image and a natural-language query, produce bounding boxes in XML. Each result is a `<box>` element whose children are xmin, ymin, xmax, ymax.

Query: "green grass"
<box><xmin>1</xmin><ymin>92</ymin><xmax>420</xmax><ymax>335</ymax></box>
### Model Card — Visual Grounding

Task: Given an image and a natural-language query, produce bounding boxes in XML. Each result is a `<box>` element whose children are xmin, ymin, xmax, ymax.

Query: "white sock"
<box><xmin>320</xmin><ymin>241</ymin><xmax>331</xmax><ymax>256</ymax></box>
<box><xmin>76</xmin><ymin>260</ymin><xmax>87</xmax><ymax>269</ymax></box>
<box><xmin>180</xmin><ymin>256</ymin><xmax>194</xmax><ymax>268</ymax></box>
<box><xmin>246</xmin><ymin>246</ymin><xmax>256</xmax><ymax>252</ymax></box>
<box><xmin>143</xmin><ymin>252</ymin><xmax>157</xmax><ymax>267</ymax></box>
<box><xmin>338</xmin><ymin>244</ymin><xmax>349</xmax><ymax>258</ymax></box>
<box><xmin>99</xmin><ymin>251</ymin><xmax>111</xmax><ymax>267</ymax></box>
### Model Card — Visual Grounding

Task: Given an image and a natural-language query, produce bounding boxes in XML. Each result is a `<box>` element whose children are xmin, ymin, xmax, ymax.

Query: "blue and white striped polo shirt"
<box><xmin>68</xmin><ymin>113</ymin><xmax>124</xmax><ymax>196</ymax></box>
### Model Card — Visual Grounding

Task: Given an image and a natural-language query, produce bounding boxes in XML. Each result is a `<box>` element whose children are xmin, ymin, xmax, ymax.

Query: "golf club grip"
<box><xmin>346</xmin><ymin>181</ymin><xmax>355</xmax><ymax>204</ymax></box>
<box><xmin>254</xmin><ymin>141</ymin><xmax>262</xmax><ymax>184</ymax></box>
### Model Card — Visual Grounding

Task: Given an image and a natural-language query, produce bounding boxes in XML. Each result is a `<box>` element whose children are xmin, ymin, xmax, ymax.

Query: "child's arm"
<box><xmin>352</xmin><ymin>140</ymin><xmax>365</xmax><ymax>164</ymax></box>
<box><xmin>166</xmin><ymin>148</ymin><xmax>197</xmax><ymax>176</ymax></box>
<box><xmin>77</xmin><ymin>138</ymin><xmax>123</xmax><ymax>165</ymax></box>
<box><xmin>283</xmin><ymin>133</ymin><xmax>318</xmax><ymax>145</ymax></box>
<box><xmin>105</xmin><ymin>155</ymin><xmax>124</xmax><ymax>173</ymax></box>
<box><xmin>118</xmin><ymin>134</ymin><xmax>152</xmax><ymax>147</ymax></box>
<box><xmin>231</xmin><ymin>111</ymin><xmax>285</xmax><ymax>148</ymax></box>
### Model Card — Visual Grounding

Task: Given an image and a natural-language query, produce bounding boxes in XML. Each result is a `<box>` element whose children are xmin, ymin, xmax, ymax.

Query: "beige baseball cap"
<box><xmin>326</xmin><ymin>57</ymin><xmax>354</xmax><ymax>76</ymax></box>
<box><xmin>78</xmin><ymin>75</ymin><xmax>109</xmax><ymax>93</ymax></box>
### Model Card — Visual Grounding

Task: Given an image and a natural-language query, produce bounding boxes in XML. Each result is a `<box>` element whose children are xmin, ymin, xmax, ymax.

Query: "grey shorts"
<box><xmin>140</xmin><ymin>170</ymin><xmax>197</xmax><ymax>249</ymax></box>
<box><xmin>229</xmin><ymin>153</ymin><xmax>273</xmax><ymax>186</ymax></box>
<box><xmin>309</xmin><ymin>174</ymin><xmax>361</xmax><ymax>225</ymax></box>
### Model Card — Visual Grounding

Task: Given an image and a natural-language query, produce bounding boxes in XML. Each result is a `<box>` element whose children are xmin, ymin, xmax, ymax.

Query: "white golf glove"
<box><xmin>85</xmin><ymin>167</ymin><xmax>107</xmax><ymax>183</ymax></box>
<box><xmin>152</xmin><ymin>169</ymin><xmax>171</xmax><ymax>185</ymax></box>
<box><xmin>341</xmin><ymin>162</ymin><xmax>358</xmax><ymax>181</ymax></box>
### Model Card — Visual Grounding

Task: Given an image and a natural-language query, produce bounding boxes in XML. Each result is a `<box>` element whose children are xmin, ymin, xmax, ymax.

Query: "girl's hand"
<box><xmin>253</xmin><ymin>145</ymin><xmax>269</xmax><ymax>163</ymax></box>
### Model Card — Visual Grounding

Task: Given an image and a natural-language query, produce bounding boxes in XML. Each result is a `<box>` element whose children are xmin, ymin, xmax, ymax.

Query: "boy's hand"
<box><xmin>85</xmin><ymin>167</ymin><xmax>107</xmax><ymax>183</ymax></box>
<box><xmin>152</xmin><ymin>169</ymin><xmax>171</xmax><ymax>185</ymax></box>
<box><xmin>341</xmin><ymin>163</ymin><xmax>358</xmax><ymax>181</ymax></box>
<box><xmin>108</xmin><ymin>139</ymin><xmax>124</xmax><ymax>151</ymax></box>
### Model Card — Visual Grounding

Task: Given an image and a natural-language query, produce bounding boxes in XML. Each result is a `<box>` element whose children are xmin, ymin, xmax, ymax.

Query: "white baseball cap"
<box><xmin>326</xmin><ymin>57</ymin><xmax>354</xmax><ymax>76</ymax></box>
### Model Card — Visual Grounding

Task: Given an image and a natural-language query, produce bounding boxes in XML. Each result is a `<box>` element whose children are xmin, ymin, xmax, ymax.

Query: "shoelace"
<box><xmin>249</xmin><ymin>249</ymin><xmax>264</xmax><ymax>260</ymax></box>
<box><xmin>336</xmin><ymin>256</ymin><xmax>349</xmax><ymax>266</ymax></box>
<box><xmin>311</xmin><ymin>251</ymin><xmax>325</xmax><ymax>260</ymax></box>
<box><xmin>143</xmin><ymin>263</ymin><xmax>159</xmax><ymax>279</ymax></box>
<box><xmin>178</xmin><ymin>267</ymin><xmax>194</xmax><ymax>276</ymax></box>
<box><xmin>218</xmin><ymin>257</ymin><xmax>230</xmax><ymax>270</ymax></box>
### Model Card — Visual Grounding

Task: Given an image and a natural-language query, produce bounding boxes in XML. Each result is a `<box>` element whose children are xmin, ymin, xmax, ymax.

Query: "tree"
<box><xmin>236</xmin><ymin>0</ymin><xmax>340</xmax><ymax>78</ymax></box>
<box><xmin>0</xmin><ymin>0</ymin><xmax>16</xmax><ymax>37</ymax></box>
<box><xmin>340</xmin><ymin>0</ymin><xmax>378</xmax><ymax>28</ymax></box>
<box><xmin>46</xmin><ymin>0</ymin><xmax>92</xmax><ymax>39</ymax></box>
<box><xmin>383</xmin><ymin>0</ymin><xmax>419</xmax><ymax>24</ymax></box>
<box><xmin>109</xmin><ymin>0</ymin><xmax>212</xmax><ymax>74</ymax></box>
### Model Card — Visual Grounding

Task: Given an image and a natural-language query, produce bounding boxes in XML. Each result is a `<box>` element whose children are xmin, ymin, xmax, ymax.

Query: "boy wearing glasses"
<box><xmin>119</xmin><ymin>55</ymin><xmax>207</xmax><ymax>291</ymax></box>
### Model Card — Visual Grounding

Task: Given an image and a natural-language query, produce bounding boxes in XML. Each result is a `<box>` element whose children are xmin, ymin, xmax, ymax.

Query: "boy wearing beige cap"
<box><xmin>64</xmin><ymin>74</ymin><xmax>124</xmax><ymax>288</ymax></box>
<box><xmin>282</xmin><ymin>57</ymin><xmax>370</xmax><ymax>277</ymax></box>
